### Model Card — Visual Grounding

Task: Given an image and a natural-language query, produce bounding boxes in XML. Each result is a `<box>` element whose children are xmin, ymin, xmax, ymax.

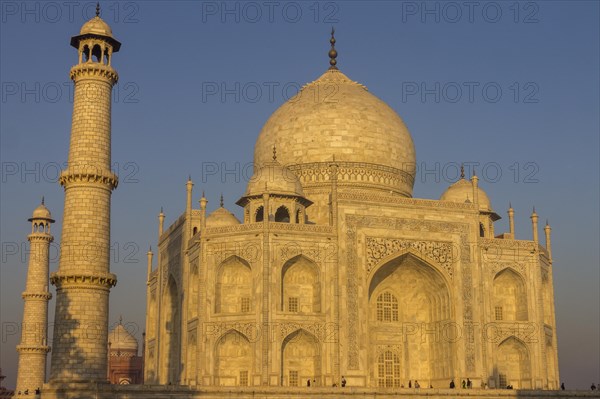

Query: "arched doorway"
<box><xmin>160</xmin><ymin>276</ymin><xmax>180</xmax><ymax>384</ymax></box>
<box><xmin>281</xmin><ymin>256</ymin><xmax>320</xmax><ymax>313</ymax></box>
<box><xmin>281</xmin><ymin>330</ymin><xmax>321</xmax><ymax>386</ymax></box>
<box><xmin>368</xmin><ymin>253</ymin><xmax>453</xmax><ymax>387</ymax></box>
<box><xmin>215</xmin><ymin>256</ymin><xmax>252</xmax><ymax>314</ymax></box>
<box><xmin>215</xmin><ymin>330</ymin><xmax>252</xmax><ymax>386</ymax></box>
<box><xmin>493</xmin><ymin>268</ymin><xmax>528</xmax><ymax>321</ymax></box>
<box><xmin>496</xmin><ymin>336</ymin><xmax>531</xmax><ymax>388</ymax></box>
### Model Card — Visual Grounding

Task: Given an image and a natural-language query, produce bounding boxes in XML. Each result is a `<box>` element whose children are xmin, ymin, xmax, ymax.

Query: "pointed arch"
<box><xmin>493</xmin><ymin>268</ymin><xmax>528</xmax><ymax>321</ymax></box>
<box><xmin>368</xmin><ymin>252</ymin><xmax>453</xmax><ymax>386</ymax></box>
<box><xmin>91</xmin><ymin>43</ymin><xmax>102</xmax><ymax>62</ymax></box>
<box><xmin>281</xmin><ymin>255</ymin><xmax>320</xmax><ymax>313</ymax></box>
<box><xmin>275</xmin><ymin>206</ymin><xmax>290</xmax><ymax>223</ymax></box>
<box><xmin>160</xmin><ymin>275</ymin><xmax>180</xmax><ymax>384</ymax></box>
<box><xmin>215</xmin><ymin>256</ymin><xmax>252</xmax><ymax>314</ymax></box>
<box><xmin>368</xmin><ymin>251</ymin><xmax>452</xmax><ymax>301</ymax></box>
<box><xmin>496</xmin><ymin>336</ymin><xmax>531</xmax><ymax>389</ymax></box>
<box><xmin>214</xmin><ymin>330</ymin><xmax>252</xmax><ymax>386</ymax></box>
<box><xmin>255</xmin><ymin>206</ymin><xmax>264</xmax><ymax>222</ymax></box>
<box><xmin>281</xmin><ymin>329</ymin><xmax>321</xmax><ymax>386</ymax></box>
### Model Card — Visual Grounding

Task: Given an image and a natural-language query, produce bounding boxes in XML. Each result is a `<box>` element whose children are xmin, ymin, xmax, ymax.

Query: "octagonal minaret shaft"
<box><xmin>49</xmin><ymin>8</ymin><xmax>120</xmax><ymax>383</ymax></box>
<box><xmin>16</xmin><ymin>199</ymin><xmax>54</xmax><ymax>394</ymax></box>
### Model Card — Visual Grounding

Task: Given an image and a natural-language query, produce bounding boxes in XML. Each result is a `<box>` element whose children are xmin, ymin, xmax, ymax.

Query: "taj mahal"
<box><xmin>13</xmin><ymin>7</ymin><xmax>592</xmax><ymax>399</ymax></box>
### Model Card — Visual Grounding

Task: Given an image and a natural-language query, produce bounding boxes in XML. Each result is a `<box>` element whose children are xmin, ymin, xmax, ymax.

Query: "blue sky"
<box><xmin>1</xmin><ymin>0</ymin><xmax>598</xmax><ymax>390</ymax></box>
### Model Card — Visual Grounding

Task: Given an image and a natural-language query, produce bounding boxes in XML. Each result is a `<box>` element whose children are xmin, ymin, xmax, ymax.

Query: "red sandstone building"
<box><xmin>108</xmin><ymin>320</ymin><xmax>144</xmax><ymax>385</ymax></box>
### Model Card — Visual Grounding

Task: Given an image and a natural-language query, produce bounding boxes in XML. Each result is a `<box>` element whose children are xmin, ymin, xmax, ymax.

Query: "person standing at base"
<box><xmin>591</xmin><ymin>383</ymin><xmax>596</xmax><ymax>390</ymax></box>
<box><xmin>341</xmin><ymin>376</ymin><xmax>346</xmax><ymax>387</ymax></box>
<box><xmin>450</xmin><ymin>379</ymin><xmax>455</xmax><ymax>389</ymax></box>
<box><xmin>561</xmin><ymin>382</ymin><xmax>565</xmax><ymax>390</ymax></box>
<box><xmin>307</xmin><ymin>379</ymin><xmax>310</xmax><ymax>387</ymax></box>
<box><xmin>462</xmin><ymin>380</ymin><xmax>466</xmax><ymax>388</ymax></box>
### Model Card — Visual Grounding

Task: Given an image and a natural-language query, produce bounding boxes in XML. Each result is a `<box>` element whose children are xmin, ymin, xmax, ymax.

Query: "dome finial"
<box><xmin>118</xmin><ymin>315</ymin><xmax>122</xmax><ymax>325</ymax></box>
<box><xmin>220</xmin><ymin>193</ymin><xmax>224</xmax><ymax>208</ymax></box>
<box><xmin>272</xmin><ymin>144</ymin><xmax>277</xmax><ymax>161</ymax></box>
<box><xmin>41</xmin><ymin>196</ymin><xmax>45</xmax><ymax>205</ymax></box>
<box><xmin>328</xmin><ymin>27</ymin><xmax>338</xmax><ymax>70</ymax></box>
<box><xmin>96</xmin><ymin>2</ymin><xmax>100</xmax><ymax>17</ymax></box>
<box><xmin>460</xmin><ymin>164</ymin><xmax>465</xmax><ymax>179</ymax></box>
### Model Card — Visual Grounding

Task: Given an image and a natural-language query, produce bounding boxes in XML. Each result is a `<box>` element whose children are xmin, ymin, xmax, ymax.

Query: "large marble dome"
<box><xmin>253</xmin><ymin>68</ymin><xmax>416</xmax><ymax>197</ymax></box>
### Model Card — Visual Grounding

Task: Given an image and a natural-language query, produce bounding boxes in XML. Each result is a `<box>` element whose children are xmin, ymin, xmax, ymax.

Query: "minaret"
<box><xmin>16</xmin><ymin>199</ymin><xmax>54</xmax><ymax>395</ymax></box>
<box><xmin>49</xmin><ymin>6</ymin><xmax>120</xmax><ymax>383</ymax></box>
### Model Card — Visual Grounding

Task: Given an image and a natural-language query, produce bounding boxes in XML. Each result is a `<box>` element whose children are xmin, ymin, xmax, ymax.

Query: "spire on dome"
<box><xmin>328</xmin><ymin>27</ymin><xmax>338</xmax><ymax>70</ymax></box>
<box><xmin>460</xmin><ymin>164</ymin><xmax>465</xmax><ymax>179</ymax></box>
<box><xmin>220</xmin><ymin>193</ymin><xmax>224</xmax><ymax>208</ymax></box>
<box><xmin>96</xmin><ymin>2</ymin><xmax>100</xmax><ymax>17</ymax></box>
<box><xmin>41</xmin><ymin>196</ymin><xmax>45</xmax><ymax>205</ymax></box>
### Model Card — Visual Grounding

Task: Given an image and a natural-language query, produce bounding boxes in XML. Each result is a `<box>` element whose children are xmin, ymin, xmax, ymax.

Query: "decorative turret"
<box><xmin>16</xmin><ymin>199</ymin><xmax>54</xmax><ymax>395</ymax></box>
<box><xmin>440</xmin><ymin>165</ymin><xmax>500</xmax><ymax>238</ymax></box>
<box><xmin>49</xmin><ymin>5</ymin><xmax>120</xmax><ymax>383</ymax></box>
<box><xmin>544</xmin><ymin>220</ymin><xmax>552</xmax><ymax>261</ymax></box>
<box><xmin>147</xmin><ymin>247</ymin><xmax>153</xmax><ymax>282</ymax></box>
<box><xmin>530</xmin><ymin>207</ymin><xmax>539</xmax><ymax>243</ymax></box>
<box><xmin>199</xmin><ymin>192</ymin><xmax>208</xmax><ymax>229</ymax></box>
<box><xmin>471</xmin><ymin>169</ymin><xmax>479</xmax><ymax>205</ymax></box>
<box><xmin>237</xmin><ymin>145</ymin><xmax>312</xmax><ymax>224</ymax></box>
<box><xmin>508</xmin><ymin>203</ymin><xmax>515</xmax><ymax>238</ymax></box>
<box><xmin>158</xmin><ymin>207</ymin><xmax>165</xmax><ymax>237</ymax></box>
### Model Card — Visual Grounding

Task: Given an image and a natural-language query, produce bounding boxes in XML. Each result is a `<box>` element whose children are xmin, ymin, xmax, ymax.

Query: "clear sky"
<box><xmin>1</xmin><ymin>0</ymin><xmax>598</xmax><ymax>390</ymax></box>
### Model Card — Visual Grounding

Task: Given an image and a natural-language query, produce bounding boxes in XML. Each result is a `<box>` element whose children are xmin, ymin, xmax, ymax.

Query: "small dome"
<box><xmin>80</xmin><ymin>16</ymin><xmax>114</xmax><ymax>38</ymax></box>
<box><xmin>28</xmin><ymin>201</ymin><xmax>54</xmax><ymax>222</ymax></box>
<box><xmin>245</xmin><ymin>160</ymin><xmax>304</xmax><ymax>197</ymax></box>
<box><xmin>206</xmin><ymin>207</ymin><xmax>241</xmax><ymax>228</ymax></box>
<box><xmin>108</xmin><ymin>323</ymin><xmax>138</xmax><ymax>353</ymax></box>
<box><xmin>440</xmin><ymin>178</ymin><xmax>493</xmax><ymax>211</ymax></box>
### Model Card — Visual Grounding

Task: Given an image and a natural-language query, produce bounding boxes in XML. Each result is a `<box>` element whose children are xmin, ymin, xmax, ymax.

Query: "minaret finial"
<box><xmin>119</xmin><ymin>315</ymin><xmax>122</xmax><ymax>325</ymax></box>
<box><xmin>41</xmin><ymin>196</ymin><xmax>45</xmax><ymax>205</ymax></box>
<box><xmin>460</xmin><ymin>164</ymin><xmax>465</xmax><ymax>179</ymax></box>
<box><xmin>96</xmin><ymin>2</ymin><xmax>100</xmax><ymax>17</ymax></box>
<box><xmin>509</xmin><ymin>201</ymin><xmax>512</xmax><ymax>209</ymax></box>
<box><xmin>220</xmin><ymin>193</ymin><xmax>224</xmax><ymax>208</ymax></box>
<box><xmin>328</xmin><ymin>27</ymin><xmax>338</xmax><ymax>70</ymax></box>
<box><xmin>272</xmin><ymin>144</ymin><xmax>277</xmax><ymax>161</ymax></box>
<box><xmin>160</xmin><ymin>206</ymin><xmax>163</xmax><ymax>213</ymax></box>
